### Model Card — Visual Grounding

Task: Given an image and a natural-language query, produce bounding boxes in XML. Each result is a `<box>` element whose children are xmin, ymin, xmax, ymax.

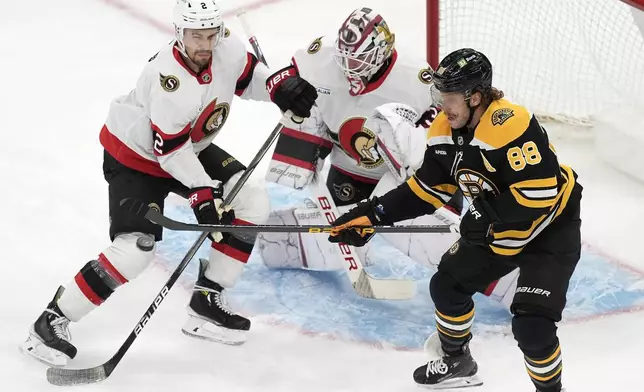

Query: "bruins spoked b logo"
<box><xmin>491</xmin><ymin>108</ymin><xmax>514</xmax><ymax>126</ymax></box>
<box><xmin>456</xmin><ymin>169</ymin><xmax>499</xmax><ymax>202</ymax></box>
<box><xmin>159</xmin><ymin>74</ymin><xmax>180</xmax><ymax>92</ymax></box>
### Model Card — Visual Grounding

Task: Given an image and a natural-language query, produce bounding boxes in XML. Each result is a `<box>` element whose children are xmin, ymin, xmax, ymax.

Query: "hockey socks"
<box><xmin>524</xmin><ymin>342</ymin><xmax>563</xmax><ymax>392</ymax></box>
<box><xmin>434</xmin><ymin>304</ymin><xmax>475</xmax><ymax>355</ymax></box>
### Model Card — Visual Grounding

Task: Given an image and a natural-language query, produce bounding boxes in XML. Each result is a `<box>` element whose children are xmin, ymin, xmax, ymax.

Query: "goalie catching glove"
<box><xmin>328</xmin><ymin>197</ymin><xmax>392</xmax><ymax>247</ymax></box>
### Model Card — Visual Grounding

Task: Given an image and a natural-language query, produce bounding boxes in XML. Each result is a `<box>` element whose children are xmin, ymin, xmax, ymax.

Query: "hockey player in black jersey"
<box><xmin>328</xmin><ymin>48</ymin><xmax>582</xmax><ymax>392</ymax></box>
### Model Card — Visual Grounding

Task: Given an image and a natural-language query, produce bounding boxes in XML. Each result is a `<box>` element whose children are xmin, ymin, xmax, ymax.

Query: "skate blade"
<box><xmin>19</xmin><ymin>333</ymin><xmax>70</xmax><ymax>368</ymax></box>
<box><xmin>181</xmin><ymin>315</ymin><xmax>247</xmax><ymax>346</ymax></box>
<box><xmin>419</xmin><ymin>374</ymin><xmax>483</xmax><ymax>389</ymax></box>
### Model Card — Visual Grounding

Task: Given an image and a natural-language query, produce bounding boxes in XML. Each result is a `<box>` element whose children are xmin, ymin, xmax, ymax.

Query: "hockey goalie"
<box><xmin>260</xmin><ymin>7</ymin><xmax>519</xmax><ymax>307</ymax></box>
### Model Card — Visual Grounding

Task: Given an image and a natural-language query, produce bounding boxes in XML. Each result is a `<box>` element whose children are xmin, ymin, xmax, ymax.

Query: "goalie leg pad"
<box><xmin>257</xmin><ymin>207</ymin><xmax>306</xmax><ymax>269</ymax></box>
<box><xmin>58</xmin><ymin>233</ymin><xmax>156</xmax><ymax>321</ymax></box>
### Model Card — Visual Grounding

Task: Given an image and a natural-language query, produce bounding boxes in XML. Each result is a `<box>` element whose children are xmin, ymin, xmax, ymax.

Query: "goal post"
<box><xmin>425</xmin><ymin>0</ymin><xmax>644</xmax><ymax>126</ymax></box>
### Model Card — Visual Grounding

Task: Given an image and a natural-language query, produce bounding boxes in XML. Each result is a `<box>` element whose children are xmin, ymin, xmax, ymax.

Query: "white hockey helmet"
<box><xmin>173</xmin><ymin>0</ymin><xmax>225</xmax><ymax>55</ymax></box>
<box><xmin>334</xmin><ymin>8</ymin><xmax>395</xmax><ymax>92</ymax></box>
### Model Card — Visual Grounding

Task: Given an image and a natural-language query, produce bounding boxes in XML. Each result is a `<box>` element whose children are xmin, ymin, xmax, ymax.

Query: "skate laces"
<box><xmin>195</xmin><ymin>285</ymin><xmax>235</xmax><ymax>316</ymax></box>
<box><xmin>426</xmin><ymin>358</ymin><xmax>449</xmax><ymax>376</ymax></box>
<box><xmin>45</xmin><ymin>309</ymin><xmax>71</xmax><ymax>341</ymax></box>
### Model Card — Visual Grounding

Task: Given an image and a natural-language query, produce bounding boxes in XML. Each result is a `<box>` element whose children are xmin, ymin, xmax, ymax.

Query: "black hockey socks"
<box><xmin>434</xmin><ymin>303</ymin><xmax>474</xmax><ymax>355</ymax></box>
<box><xmin>523</xmin><ymin>342</ymin><xmax>563</xmax><ymax>392</ymax></box>
<box><xmin>512</xmin><ymin>314</ymin><xmax>563</xmax><ymax>391</ymax></box>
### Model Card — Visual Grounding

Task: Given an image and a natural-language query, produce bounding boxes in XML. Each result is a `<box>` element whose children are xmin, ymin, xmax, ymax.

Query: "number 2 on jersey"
<box><xmin>507</xmin><ymin>141</ymin><xmax>542</xmax><ymax>171</ymax></box>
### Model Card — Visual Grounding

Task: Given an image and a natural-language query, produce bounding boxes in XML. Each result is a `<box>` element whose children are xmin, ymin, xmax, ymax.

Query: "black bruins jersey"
<box><xmin>378</xmin><ymin>98</ymin><xmax>580</xmax><ymax>256</ymax></box>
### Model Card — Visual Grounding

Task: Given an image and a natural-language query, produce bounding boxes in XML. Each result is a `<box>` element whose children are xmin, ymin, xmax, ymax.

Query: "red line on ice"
<box><xmin>99</xmin><ymin>0</ymin><xmax>287</xmax><ymax>34</ymax></box>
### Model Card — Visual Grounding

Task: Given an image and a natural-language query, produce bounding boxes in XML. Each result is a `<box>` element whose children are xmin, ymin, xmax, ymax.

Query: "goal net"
<box><xmin>426</xmin><ymin>0</ymin><xmax>644</xmax><ymax>126</ymax></box>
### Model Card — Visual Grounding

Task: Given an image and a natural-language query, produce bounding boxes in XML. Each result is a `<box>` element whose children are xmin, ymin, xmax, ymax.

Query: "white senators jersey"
<box><xmin>100</xmin><ymin>29</ymin><xmax>271</xmax><ymax>189</ymax></box>
<box><xmin>292</xmin><ymin>36</ymin><xmax>434</xmax><ymax>181</ymax></box>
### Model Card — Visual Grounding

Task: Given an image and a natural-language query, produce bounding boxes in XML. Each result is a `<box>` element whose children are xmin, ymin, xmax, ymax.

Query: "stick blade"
<box><xmin>46</xmin><ymin>364</ymin><xmax>108</xmax><ymax>386</ymax></box>
<box><xmin>353</xmin><ymin>271</ymin><xmax>417</xmax><ymax>300</ymax></box>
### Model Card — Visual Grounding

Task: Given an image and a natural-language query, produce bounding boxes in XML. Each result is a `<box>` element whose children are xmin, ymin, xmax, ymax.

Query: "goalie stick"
<box><xmin>45</xmin><ymin>115</ymin><xmax>288</xmax><ymax>386</ymax></box>
<box><xmin>307</xmin><ymin>181</ymin><xmax>419</xmax><ymax>300</ymax></box>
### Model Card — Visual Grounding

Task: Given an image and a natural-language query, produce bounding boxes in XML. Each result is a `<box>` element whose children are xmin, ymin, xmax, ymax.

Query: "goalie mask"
<box><xmin>334</xmin><ymin>8</ymin><xmax>395</xmax><ymax>96</ymax></box>
<box><xmin>173</xmin><ymin>0</ymin><xmax>225</xmax><ymax>56</ymax></box>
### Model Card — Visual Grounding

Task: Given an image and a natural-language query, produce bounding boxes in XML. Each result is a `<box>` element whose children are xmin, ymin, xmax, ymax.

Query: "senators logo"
<box><xmin>307</xmin><ymin>37</ymin><xmax>323</xmax><ymax>54</ymax></box>
<box><xmin>159</xmin><ymin>74</ymin><xmax>180</xmax><ymax>92</ymax></box>
<box><xmin>332</xmin><ymin>183</ymin><xmax>356</xmax><ymax>202</ymax></box>
<box><xmin>338</xmin><ymin>117</ymin><xmax>384</xmax><ymax>169</ymax></box>
<box><xmin>192</xmin><ymin>98</ymin><xmax>230</xmax><ymax>142</ymax></box>
<box><xmin>456</xmin><ymin>169</ymin><xmax>499</xmax><ymax>203</ymax></box>
<box><xmin>418</xmin><ymin>68</ymin><xmax>433</xmax><ymax>84</ymax></box>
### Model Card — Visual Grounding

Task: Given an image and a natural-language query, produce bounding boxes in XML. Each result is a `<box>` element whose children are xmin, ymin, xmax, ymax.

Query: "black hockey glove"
<box><xmin>328</xmin><ymin>197</ymin><xmax>392</xmax><ymax>247</ymax></box>
<box><xmin>459</xmin><ymin>192</ymin><xmax>499</xmax><ymax>247</ymax></box>
<box><xmin>266</xmin><ymin>65</ymin><xmax>317</xmax><ymax>119</ymax></box>
<box><xmin>187</xmin><ymin>183</ymin><xmax>235</xmax><ymax>227</ymax></box>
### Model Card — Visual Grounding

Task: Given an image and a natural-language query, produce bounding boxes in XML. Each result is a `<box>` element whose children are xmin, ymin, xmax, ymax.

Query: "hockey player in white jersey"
<box><xmin>20</xmin><ymin>0</ymin><xmax>317</xmax><ymax>367</ymax></box>
<box><xmin>259</xmin><ymin>7</ymin><xmax>519</xmax><ymax>305</ymax></box>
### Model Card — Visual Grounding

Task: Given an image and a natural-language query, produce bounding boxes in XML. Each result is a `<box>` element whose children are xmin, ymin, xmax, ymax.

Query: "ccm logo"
<box><xmin>267</xmin><ymin>69</ymin><xmax>295</xmax><ymax>94</ymax></box>
<box><xmin>516</xmin><ymin>286</ymin><xmax>551</xmax><ymax>297</ymax></box>
<box><xmin>317</xmin><ymin>196</ymin><xmax>359</xmax><ymax>271</ymax></box>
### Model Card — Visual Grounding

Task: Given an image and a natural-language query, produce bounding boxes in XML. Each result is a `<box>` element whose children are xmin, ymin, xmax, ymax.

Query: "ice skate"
<box><xmin>182</xmin><ymin>259</ymin><xmax>250</xmax><ymax>345</ymax></box>
<box><xmin>19</xmin><ymin>286</ymin><xmax>77</xmax><ymax>367</ymax></box>
<box><xmin>412</xmin><ymin>333</ymin><xmax>482</xmax><ymax>389</ymax></box>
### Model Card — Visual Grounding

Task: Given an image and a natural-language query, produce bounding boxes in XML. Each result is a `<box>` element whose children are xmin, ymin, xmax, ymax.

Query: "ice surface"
<box><xmin>2</xmin><ymin>0</ymin><xmax>644</xmax><ymax>391</ymax></box>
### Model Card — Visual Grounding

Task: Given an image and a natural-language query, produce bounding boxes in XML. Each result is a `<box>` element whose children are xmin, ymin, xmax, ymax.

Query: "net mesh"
<box><xmin>437</xmin><ymin>0</ymin><xmax>644</xmax><ymax>125</ymax></box>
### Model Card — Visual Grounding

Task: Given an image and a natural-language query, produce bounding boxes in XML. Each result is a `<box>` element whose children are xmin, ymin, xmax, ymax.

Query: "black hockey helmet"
<box><xmin>432</xmin><ymin>48</ymin><xmax>493</xmax><ymax>97</ymax></box>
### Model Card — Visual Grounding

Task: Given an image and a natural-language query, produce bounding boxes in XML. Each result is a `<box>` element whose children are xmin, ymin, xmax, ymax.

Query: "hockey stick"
<box><xmin>308</xmin><ymin>182</ymin><xmax>419</xmax><ymax>300</ymax></box>
<box><xmin>137</xmin><ymin>203</ymin><xmax>453</xmax><ymax>234</ymax></box>
<box><xmin>45</xmin><ymin>119</ymin><xmax>286</xmax><ymax>386</ymax></box>
<box><xmin>236</xmin><ymin>11</ymin><xmax>307</xmax><ymax>125</ymax></box>
<box><xmin>237</xmin><ymin>11</ymin><xmax>268</xmax><ymax>66</ymax></box>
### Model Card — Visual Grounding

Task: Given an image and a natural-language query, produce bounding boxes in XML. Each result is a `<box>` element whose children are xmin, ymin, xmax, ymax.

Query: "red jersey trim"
<box><xmin>291</xmin><ymin>56</ymin><xmax>299</xmax><ymax>73</ymax></box>
<box><xmin>100</xmin><ymin>125</ymin><xmax>173</xmax><ymax>178</ymax></box>
<box><xmin>151</xmin><ymin>121</ymin><xmax>191</xmax><ymax>140</ymax></box>
<box><xmin>235</xmin><ymin>52</ymin><xmax>258</xmax><ymax>96</ymax></box>
<box><xmin>331</xmin><ymin>164</ymin><xmax>379</xmax><ymax>184</ymax></box>
<box><xmin>172</xmin><ymin>45</ymin><xmax>213</xmax><ymax>85</ymax></box>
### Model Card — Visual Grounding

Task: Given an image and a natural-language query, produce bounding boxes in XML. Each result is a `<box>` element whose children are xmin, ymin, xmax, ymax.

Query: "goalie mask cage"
<box><xmin>425</xmin><ymin>0</ymin><xmax>644</xmax><ymax>126</ymax></box>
